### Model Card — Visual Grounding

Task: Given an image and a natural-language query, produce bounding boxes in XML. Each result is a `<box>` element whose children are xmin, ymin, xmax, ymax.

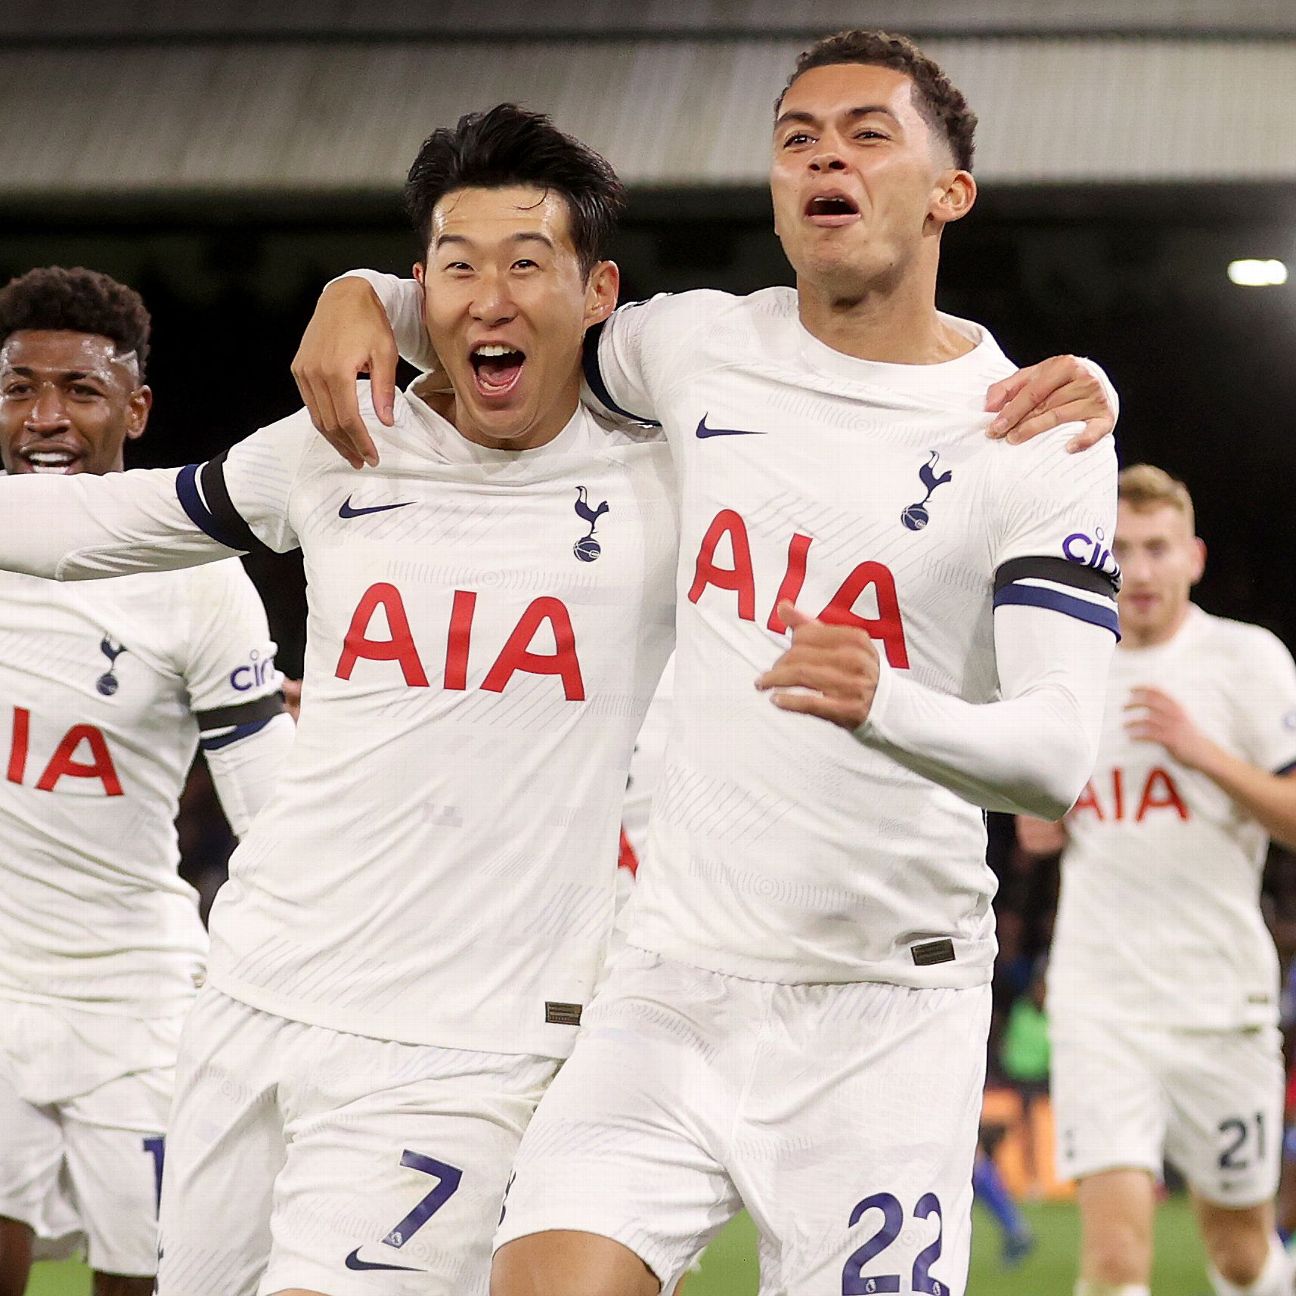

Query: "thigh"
<box><xmin>156</xmin><ymin>990</ymin><xmax>286</xmax><ymax>1296</ymax></box>
<box><xmin>1164</xmin><ymin>1026</ymin><xmax>1284</xmax><ymax>1208</ymax></box>
<box><xmin>495</xmin><ymin>950</ymin><xmax>746</xmax><ymax>1291</ymax></box>
<box><xmin>1050</xmin><ymin>1014</ymin><xmax>1166</xmax><ymax>1182</ymax></box>
<box><xmin>739</xmin><ymin>981</ymin><xmax>992</xmax><ymax>1296</ymax></box>
<box><xmin>262</xmin><ymin>1040</ymin><xmax>555</xmax><ymax>1296</ymax></box>
<box><xmin>0</xmin><ymin>1065</ymin><xmax>63</xmax><ymax>1239</ymax></box>
<box><xmin>62</xmin><ymin>1064</ymin><xmax>172</xmax><ymax>1277</ymax></box>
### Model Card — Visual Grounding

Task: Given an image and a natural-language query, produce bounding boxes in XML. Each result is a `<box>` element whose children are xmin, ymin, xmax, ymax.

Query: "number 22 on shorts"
<box><xmin>841</xmin><ymin>1192</ymin><xmax>945</xmax><ymax>1295</ymax></box>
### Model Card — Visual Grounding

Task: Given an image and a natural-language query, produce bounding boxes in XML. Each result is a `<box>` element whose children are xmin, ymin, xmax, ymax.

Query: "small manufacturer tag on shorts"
<box><xmin>911</xmin><ymin>939</ymin><xmax>955</xmax><ymax>967</ymax></box>
<box><xmin>545</xmin><ymin>1001</ymin><xmax>583</xmax><ymax>1026</ymax></box>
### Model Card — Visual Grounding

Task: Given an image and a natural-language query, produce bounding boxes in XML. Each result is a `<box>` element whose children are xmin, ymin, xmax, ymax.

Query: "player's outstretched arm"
<box><xmin>1126</xmin><ymin>685</ymin><xmax>1296</xmax><ymax>850</ymax></box>
<box><xmin>985</xmin><ymin>355</ymin><xmax>1118</xmax><ymax>452</ymax></box>
<box><xmin>0</xmin><ymin>468</ymin><xmax>241</xmax><ymax>580</ymax></box>
<box><xmin>757</xmin><ymin>599</ymin><xmax>1114</xmax><ymax>820</ymax></box>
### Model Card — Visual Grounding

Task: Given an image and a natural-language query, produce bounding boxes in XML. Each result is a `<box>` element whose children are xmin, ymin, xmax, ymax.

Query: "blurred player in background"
<box><xmin>1019</xmin><ymin>464</ymin><xmax>1296</xmax><ymax>1296</ymax></box>
<box><xmin>0</xmin><ymin>110</ymin><xmax>677</xmax><ymax>1296</ymax></box>
<box><xmin>295</xmin><ymin>32</ymin><xmax>1121</xmax><ymax>1296</ymax></box>
<box><xmin>0</xmin><ymin>268</ymin><xmax>291</xmax><ymax>1296</ymax></box>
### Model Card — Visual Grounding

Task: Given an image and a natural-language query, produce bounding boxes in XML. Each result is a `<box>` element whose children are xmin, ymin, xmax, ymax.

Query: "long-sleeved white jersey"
<box><xmin>0</xmin><ymin>387</ymin><xmax>677</xmax><ymax>1055</ymax></box>
<box><xmin>0</xmin><ymin>557</ymin><xmax>288</xmax><ymax>1017</ymax></box>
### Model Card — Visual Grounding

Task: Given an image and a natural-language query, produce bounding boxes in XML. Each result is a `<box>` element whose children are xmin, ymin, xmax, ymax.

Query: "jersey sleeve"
<box><xmin>0</xmin><ymin>466</ymin><xmax>241</xmax><ymax>580</ymax></box>
<box><xmin>333</xmin><ymin>269</ymin><xmax>439</xmax><ymax>372</ymax></box>
<box><xmin>1232</xmin><ymin>627</ymin><xmax>1296</xmax><ymax>773</ymax></box>
<box><xmin>176</xmin><ymin>409</ymin><xmax>314</xmax><ymax>555</ymax></box>
<box><xmin>581</xmin><ymin>291</ymin><xmax>732</xmax><ymax>425</ymax></box>
<box><xmin>178</xmin><ymin>560</ymin><xmax>292</xmax><ymax>836</ymax></box>
<box><xmin>0</xmin><ymin>413</ymin><xmax>311</xmax><ymax>580</ymax></box>
<box><xmin>861</xmin><ymin>600</ymin><xmax>1115</xmax><ymax>819</ymax></box>
<box><xmin>988</xmin><ymin>427</ymin><xmax>1121</xmax><ymax>639</ymax></box>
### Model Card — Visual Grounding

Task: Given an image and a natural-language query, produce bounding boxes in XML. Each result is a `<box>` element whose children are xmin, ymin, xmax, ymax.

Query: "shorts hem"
<box><xmin>0</xmin><ymin>1200</ymin><xmax>41</xmax><ymax>1232</ymax></box>
<box><xmin>1065</xmin><ymin>1157</ymin><xmax>1161</xmax><ymax>1183</ymax></box>
<box><xmin>1185</xmin><ymin>1182</ymin><xmax>1280</xmax><ymax>1211</ymax></box>
<box><xmin>494</xmin><ymin>1216</ymin><xmax>677</xmax><ymax>1288</ymax></box>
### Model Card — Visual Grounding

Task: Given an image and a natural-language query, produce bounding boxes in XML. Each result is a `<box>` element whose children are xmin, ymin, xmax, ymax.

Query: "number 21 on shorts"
<box><xmin>842</xmin><ymin>1192</ymin><xmax>945</xmax><ymax>1295</ymax></box>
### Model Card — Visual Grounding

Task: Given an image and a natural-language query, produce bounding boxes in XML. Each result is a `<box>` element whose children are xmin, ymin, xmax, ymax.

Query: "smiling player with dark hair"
<box><xmin>0</xmin><ymin>266</ymin><xmax>290</xmax><ymax>1296</ymax></box>
<box><xmin>0</xmin><ymin>109</ymin><xmax>677</xmax><ymax>1296</ymax></box>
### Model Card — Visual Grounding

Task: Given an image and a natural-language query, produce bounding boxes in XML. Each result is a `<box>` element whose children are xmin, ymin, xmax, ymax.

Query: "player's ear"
<box><xmin>125</xmin><ymin>385</ymin><xmax>152</xmax><ymax>441</ymax></box>
<box><xmin>412</xmin><ymin>260</ymin><xmax>427</xmax><ymax>287</ymax></box>
<box><xmin>1189</xmin><ymin>536</ymin><xmax>1207</xmax><ymax>584</ymax></box>
<box><xmin>929</xmin><ymin>169</ymin><xmax>976</xmax><ymax>228</ymax></box>
<box><xmin>583</xmin><ymin>260</ymin><xmax>620</xmax><ymax>329</ymax></box>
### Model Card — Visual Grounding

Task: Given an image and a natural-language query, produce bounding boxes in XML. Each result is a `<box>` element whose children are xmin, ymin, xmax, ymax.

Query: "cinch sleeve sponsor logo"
<box><xmin>230</xmin><ymin>649</ymin><xmax>276</xmax><ymax>692</ymax></box>
<box><xmin>1061</xmin><ymin>525</ymin><xmax>1120</xmax><ymax>579</ymax></box>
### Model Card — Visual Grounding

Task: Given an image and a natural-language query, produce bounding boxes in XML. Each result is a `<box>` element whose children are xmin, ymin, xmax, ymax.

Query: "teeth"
<box><xmin>26</xmin><ymin>452</ymin><xmax>74</xmax><ymax>465</ymax></box>
<box><xmin>473</xmin><ymin>344</ymin><xmax>519</xmax><ymax>357</ymax></box>
<box><xmin>30</xmin><ymin>462</ymin><xmax>73</xmax><ymax>474</ymax></box>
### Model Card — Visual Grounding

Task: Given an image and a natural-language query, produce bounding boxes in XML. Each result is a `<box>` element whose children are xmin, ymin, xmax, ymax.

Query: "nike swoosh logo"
<box><xmin>338</xmin><ymin>496</ymin><xmax>414</xmax><ymax>519</ymax></box>
<box><xmin>696</xmin><ymin>414</ymin><xmax>765</xmax><ymax>439</ymax></box>
<box><xmin>344</xmin><ymin>1248</ymin><xmax>423</xmax><ymax>1273</ymax></box>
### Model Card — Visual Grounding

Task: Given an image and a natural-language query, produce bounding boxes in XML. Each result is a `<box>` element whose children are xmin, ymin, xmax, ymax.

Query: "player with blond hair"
<box><xmin>1020</xmin><ymin>464</ymin><xmax>1296</xmax><ymax>1296</ymax></box>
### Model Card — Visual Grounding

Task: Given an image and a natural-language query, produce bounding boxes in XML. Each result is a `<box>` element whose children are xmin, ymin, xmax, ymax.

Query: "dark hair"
<box><xmin>777</xmin><ymin>30</ymin><xmax>977</xmax><ymax>172</ymax></box>
<box><xmin>0</xmin><ymin>266</ymin><xmax>151</xmax><ymax>379</ymax></box>
<box><xmin>403</xmin><ymin>103</ymin><xmax>625</xmax><ymax>276</ymax></box>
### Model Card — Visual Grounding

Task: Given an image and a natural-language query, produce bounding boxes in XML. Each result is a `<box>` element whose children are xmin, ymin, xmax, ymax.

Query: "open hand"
<box><xmin>985</xmin><ymin>355</ymin><xmax>1115</xmax><ymax>453</ymax></box>
<box><xmin>1124</xmin><ymin>686</ymin><xmax>1212</xmax><ymax>768</ymax></box>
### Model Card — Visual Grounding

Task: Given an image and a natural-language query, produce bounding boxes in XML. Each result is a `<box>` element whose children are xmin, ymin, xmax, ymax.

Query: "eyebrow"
<box><xmin>774</xmin><ymin>104</ymin><xmax>902</xmax><ymax>133</ymax></box>
<box><xmin>5</xmin><ymin>365</ymin><xmax>104</xmax><ymax>382</ymax></box>
<box><xmin>434</xmin><ymin>231</ymin><xmax>557</xmax><ymax>252</ymax></box>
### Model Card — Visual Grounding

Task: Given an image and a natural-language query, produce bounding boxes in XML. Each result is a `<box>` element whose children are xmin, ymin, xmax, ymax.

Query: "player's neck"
<box><xmin>796</xmin><ymin>272</ymin><xmax>972</xmax><ymax>365</ymax></box>
<box><xmin>1121</xmin><ymin>600</ymin><xmax>1193</xmax><ymax>649</ymax></box>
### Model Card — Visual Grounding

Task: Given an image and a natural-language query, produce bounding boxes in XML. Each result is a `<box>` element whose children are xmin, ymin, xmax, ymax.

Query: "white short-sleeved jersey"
<box><xmin>5</xmin><ymin>388</ymin><xmax>680</xmax><ymax>1056</ymax></box>
<box><xmin>0</xmin><ymin>561</ymin><xmax>282</xmax><ymax>1015</ymax></box>
<box><xmin>1049</xmin><ymin>606</ymin><xmax>1296</xmax><ymax>1030</ymax></box>
<box><xmin>585</xmin><ymin>288</ymin><xmax>1119</xmax><ymax>987</ymax></box>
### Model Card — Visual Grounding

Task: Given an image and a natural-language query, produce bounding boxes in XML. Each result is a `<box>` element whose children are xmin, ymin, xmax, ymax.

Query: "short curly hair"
<box><xmin>0</xmin><ymin>266</ymin><xmax>151</xmax><ymax>380</ymax></box>
<box><xmin>777</xmin><ymin>30</ymin><xmax>977</xmax><ymax>172</ymax></box>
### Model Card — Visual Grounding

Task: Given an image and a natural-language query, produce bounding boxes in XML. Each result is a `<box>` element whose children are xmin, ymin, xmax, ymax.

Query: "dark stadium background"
<box><xmin>4</xmin><ymin>4</ymin><xmax>1296</xmax><ymax>1291</ymax></box>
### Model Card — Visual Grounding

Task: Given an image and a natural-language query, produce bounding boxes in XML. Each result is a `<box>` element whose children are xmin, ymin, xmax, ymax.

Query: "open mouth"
<box><xmin>804</xmin><ymin>193</ymin><xmax>861</xmax><ymax>226</ymax></box>
<box><xmin>18</xmin><ymin>446</ymin><xmax>80</xmax><ymax>475</ymax></box>
<box><xmin>469</xmin><ymin>344</ymin><xmax>527</xmax><ymax>399</ymax></box>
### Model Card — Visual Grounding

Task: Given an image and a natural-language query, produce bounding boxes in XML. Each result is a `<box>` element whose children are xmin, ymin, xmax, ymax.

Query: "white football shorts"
<box><xmin>156</xmin><ymin>987</ymin><xmax>558</xmax><ymax>1296</ymax></box>
<box><xmin>1051</xmin><ymin>1012</ymin><xmax>1284</xmax><ymax>1207</ymax></box>
<box><xmin>495</xmin><ymin>945</ymin><xmax>991</xmax><ymax>1295</ymax></box>
<box><xmin>0</xmin><ymin>998</ymin><xmax>180</xmax><ymax>1276</ymax></box>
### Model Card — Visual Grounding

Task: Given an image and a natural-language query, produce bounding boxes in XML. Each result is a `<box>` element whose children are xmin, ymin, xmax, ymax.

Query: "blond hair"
<box><xmin>1118</xmin><ymin>463</ymin><xmax>1195</xmax><ymax>532</ymax></box>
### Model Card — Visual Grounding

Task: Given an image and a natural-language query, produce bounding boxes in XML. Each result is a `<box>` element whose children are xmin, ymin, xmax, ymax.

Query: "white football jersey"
<box><xmin>1049</xmin><ymin>605</ymin><xmax>1296</xmax><ymax>1029</ymax></box>
<box><xmin>0</xmin><ymin>561</ymin><xmax>282</xmax><ymax>1015</ymax></box>
<box><xmin>0</xmin><ymin>388</ymin><xmax>678</xmax><ymax>1056</ymax></box>
<box><xmin>586</xmin><ymin>288</ymin><xmax>1119</xmax><ymax>987</ymax></box>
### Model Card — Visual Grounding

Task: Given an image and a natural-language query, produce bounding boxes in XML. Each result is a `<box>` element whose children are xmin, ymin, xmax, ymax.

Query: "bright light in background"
<box><xmin>1227</xmin><ymin>259</ymin><xmax>1288</xmax><ymax>286</ymax></box>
